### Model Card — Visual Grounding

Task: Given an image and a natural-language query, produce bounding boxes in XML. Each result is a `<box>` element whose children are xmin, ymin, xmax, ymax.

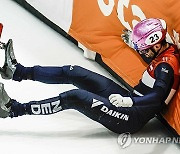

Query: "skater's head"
<box><xmin>132</xmin><ymin>18</ymin><xmax>168</xmax><ymax>60</ymax></box>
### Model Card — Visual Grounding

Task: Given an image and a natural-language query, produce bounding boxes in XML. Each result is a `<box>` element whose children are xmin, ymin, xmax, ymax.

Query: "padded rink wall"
<box><xmin>13</xmin><ymin>0</ymin><xmax>180</xmax><ymax>135</ymax></box>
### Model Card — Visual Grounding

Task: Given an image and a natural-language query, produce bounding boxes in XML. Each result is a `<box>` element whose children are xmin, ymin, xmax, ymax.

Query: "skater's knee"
<box><xmin>60</xmin><ymin>89</ymin><xmax>89</xmax><ymax>101</ymax></box>
<box><xmin>62</xmin><ymin>65</ymin><xmax>81</xmax><ymax>72</ymax></box>
<box><xmin>59</xmin><ymin>89</ymin><xmax>91</xmax><ymax>110</ymax></box>
<box><xmin>62</xmin><ymin>65</ymin><xmax>88</xmax><ymax>77</ymax></box>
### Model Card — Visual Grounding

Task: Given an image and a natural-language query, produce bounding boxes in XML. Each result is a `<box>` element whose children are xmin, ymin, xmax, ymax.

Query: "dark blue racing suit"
<box><xmin>10</xmin><ymin>44</ymin><xmax>179</xmax><ymax>134</ymax></box>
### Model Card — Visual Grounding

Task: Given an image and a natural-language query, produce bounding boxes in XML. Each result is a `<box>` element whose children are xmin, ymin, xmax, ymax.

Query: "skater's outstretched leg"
<box><xmin>12</xmin><ymin>64</ymin><xmax>128</xmax><ymax>97</ymax></box>
<box><xmin>0</xmin><ymin>39</ymin><xmax>128</xmax><ymax>98</ymax></box>
<box><xmin>0</xmin><ymin>87</ymin><xmax>141</xmax><ymax>134</ymax></box>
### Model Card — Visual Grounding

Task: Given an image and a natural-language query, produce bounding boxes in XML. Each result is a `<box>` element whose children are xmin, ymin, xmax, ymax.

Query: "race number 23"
<box><xmin>145</xmin><ymin>32</ymin><xmax>162</xmax><ymax>45</ymax></box>
<box><xmin>150</xmin><ymin>34</ymin><xmax>160</xmax><ymax>43</ymax></box>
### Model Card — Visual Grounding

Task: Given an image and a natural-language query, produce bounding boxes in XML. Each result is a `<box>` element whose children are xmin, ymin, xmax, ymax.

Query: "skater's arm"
<box><xmin>132</xmin><ymin>63</ymin><xmax>174</xmax><ymax>106</ymax></box>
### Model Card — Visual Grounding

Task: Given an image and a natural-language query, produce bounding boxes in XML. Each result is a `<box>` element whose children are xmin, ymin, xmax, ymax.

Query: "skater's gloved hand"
<box><xmin>121</xmin><ymin>29</ymin><xmax>134</xmax><ymax>49</ymax></box>
<box><xmin>109</xmin><ymin>94</ymin><xmax>133</xmax><ymax>107</ymax></box>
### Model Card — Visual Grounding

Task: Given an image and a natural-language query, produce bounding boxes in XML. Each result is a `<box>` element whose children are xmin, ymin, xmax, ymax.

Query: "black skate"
<box><xmin>0</xmin><ymin>82</ymin><xmax>11</xmax><ymax>118</ymax></box>
<box><xmin>0</xmin><ymin>39</ymin><xmax>17</xmax><ymax>79</ymax></box>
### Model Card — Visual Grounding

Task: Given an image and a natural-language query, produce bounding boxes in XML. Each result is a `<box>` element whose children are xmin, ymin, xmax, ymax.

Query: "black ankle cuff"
<box><xmin>13</xmin><ymin>63</ymin><xmax>33</xmax><ymax>81</ymax></box>
<box><xmin>10</xmin><ymin>99</ymin><xmax>29</xmax><ymax>118</ymax></box>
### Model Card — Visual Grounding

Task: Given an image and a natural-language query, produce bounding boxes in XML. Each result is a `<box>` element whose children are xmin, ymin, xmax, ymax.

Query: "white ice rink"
<box><xmin>0</xmin><ymin>1</ymin><xmax>179</xmax><ymax>154</ymax></box>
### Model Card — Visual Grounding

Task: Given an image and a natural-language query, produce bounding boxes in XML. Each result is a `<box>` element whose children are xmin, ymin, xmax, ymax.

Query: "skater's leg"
<box><xmin>13</xmin><ymin>64</ymin><xmax>128</xmax><ymax>97</ymax></box>
<box><xmin>9</xmin><ymin>89</ymin><xmax>141</xmax><ymax>134</ymax></box>
<box><xmin>0</xmin><ymin>41</ymin><xmax>128</xmax><ymax>98</ymax></box>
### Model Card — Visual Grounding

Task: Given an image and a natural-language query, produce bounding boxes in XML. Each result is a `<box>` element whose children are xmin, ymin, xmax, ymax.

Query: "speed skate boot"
<box><xmin>0</xmin><ymin>82</ymin><xmax>12</xmax><ymax>118</ymax></box>
<box><xmin>0</xmin><ymin>39</ymin><xmax>17</xmax><ymax>79</ymax></box>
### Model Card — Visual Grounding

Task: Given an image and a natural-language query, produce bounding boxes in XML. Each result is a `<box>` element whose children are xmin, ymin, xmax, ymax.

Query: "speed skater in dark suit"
<box><xmin>0</xmin><ymin>18</ymin><xmax>179</xmax><ymax>134</ymax></box>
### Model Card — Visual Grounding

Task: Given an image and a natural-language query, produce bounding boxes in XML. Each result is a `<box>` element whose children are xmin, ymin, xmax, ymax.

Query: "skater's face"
<box><xmin>139</xmin><ymin>43</ymin><xmax>162</xmax><ymax>58</ymax></box>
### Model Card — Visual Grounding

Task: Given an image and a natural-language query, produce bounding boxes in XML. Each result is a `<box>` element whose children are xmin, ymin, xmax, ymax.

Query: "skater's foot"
<box><xmin>0</xmin><ymin>82</ymin><xmax>11</xmax><ymax>118</ymax></box>
<box><xmin>0</xmin><ymin>39</ymin><xmax>17</xmax><ymax>79</ymax></box>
